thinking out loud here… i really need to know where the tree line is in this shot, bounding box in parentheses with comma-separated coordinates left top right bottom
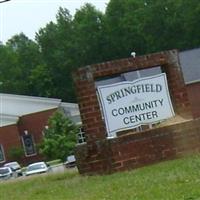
(0, 0, 200, 102)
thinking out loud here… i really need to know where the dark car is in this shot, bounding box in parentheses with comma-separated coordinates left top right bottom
(0, 167, 13, 180)
(64, 155, 76, 168)
(4, 162, 23, 177)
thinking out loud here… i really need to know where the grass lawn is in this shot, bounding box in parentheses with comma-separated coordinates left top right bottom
(1, 155, 200, 200)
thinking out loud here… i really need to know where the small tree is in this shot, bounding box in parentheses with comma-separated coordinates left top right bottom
(40, 111, 79, 161)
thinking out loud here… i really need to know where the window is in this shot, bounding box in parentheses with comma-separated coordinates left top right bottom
(0, 144, 5, 162)
(77, 127, 86, 144)
(21, 134, 36, 156)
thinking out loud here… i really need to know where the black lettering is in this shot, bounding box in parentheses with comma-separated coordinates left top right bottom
(159, 99, 164, 106)
(124, 106, 133, 114)
(130, 85, 136, 94)
(129, 116, 136, 123)
(124, 87, 131, 96)
(106, 96, 112, 104)
(112, 109, 118, 117)
(156, 84, 162, 92)
(115, 91, 121, 100)
(145, 84, 151, 92)
(136, 85, 142, 93)
(132, 104, 140, 112)
(146, 112, 152, 120)
(135, 114, 142, 122)
(118, 108, 124, 115)
(144, 102, 152, 109)
(110, 94, 116, 103)
(152, 111, 158, 118)
(123, 117, 129, 125)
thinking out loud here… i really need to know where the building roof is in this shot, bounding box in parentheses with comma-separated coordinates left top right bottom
(179, 48, 200, 84)
(60, 102, 81, 125)
(0, 93, 61, 127)
(96, 49, 200, 86)
(0, 114, 19, 127)
(0, 93, 82, 127)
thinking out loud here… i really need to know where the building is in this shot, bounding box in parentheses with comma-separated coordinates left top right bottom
(0, 93, 81, 165)
(60, 102, 82, 125)
(179, 48, 200, 118)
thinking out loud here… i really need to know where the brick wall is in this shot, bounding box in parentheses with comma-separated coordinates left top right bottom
(74, 49, 195, 175)
(18, 108, 57, 164)
(0, 124, 21, 164)
(18, 108, 57, 142)
(0, 108, 57, 166)
(76, 118, 200, 175)
(186, 82, 200, 118)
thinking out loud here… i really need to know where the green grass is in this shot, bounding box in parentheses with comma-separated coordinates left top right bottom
(1, 155, 200, 200)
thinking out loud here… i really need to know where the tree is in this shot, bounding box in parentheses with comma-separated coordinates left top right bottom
(36, 5, 107, 102)
(1, 33, 42, 95)
(104, 0, 148, 58)
(72, 3, 107, 66)
(40, 111, 79, 161)
(105, 0, 200, 56)
(1, 1, 200, 101)
(28, 64, 54, 97)
(0, 44, 19, 93)
(36, 8, 77, 102)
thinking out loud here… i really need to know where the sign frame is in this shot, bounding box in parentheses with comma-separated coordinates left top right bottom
(97, 73, 175, 137)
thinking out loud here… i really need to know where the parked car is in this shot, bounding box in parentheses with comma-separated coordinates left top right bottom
(64, 155, 76, 168)
(25, 162, 50, 176)
(4, 161, 23, 177)
(0, 167, 13, 180)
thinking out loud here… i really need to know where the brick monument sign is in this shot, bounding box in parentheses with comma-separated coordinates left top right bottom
(73, 50, 200, 175)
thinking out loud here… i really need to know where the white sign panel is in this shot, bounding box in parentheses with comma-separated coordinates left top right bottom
(97, 73, 175, 137)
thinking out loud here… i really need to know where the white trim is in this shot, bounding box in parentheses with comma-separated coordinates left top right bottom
(185, 79, 200, 85)
(61, 102, 79, 108)
(0, 144, 5, 163)
(0, 93, 61, 118)
(61, 102, 80, 117)
(0, 93, 61, 105)
(77, 128, 86, 144)
(0, 114, 19, 127)
(21, 134, 37, 157)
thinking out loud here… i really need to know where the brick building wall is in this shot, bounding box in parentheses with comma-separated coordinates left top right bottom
(17, 108, 57, 165)
(74, 49, 195, 175)
(0, 125, 21, 164)
(0, 108, 57, 166)
(18, 108, 57, 143)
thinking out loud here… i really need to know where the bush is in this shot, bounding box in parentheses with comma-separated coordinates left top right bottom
(40, 111, 79, 161)
(8, 147, 24, 160)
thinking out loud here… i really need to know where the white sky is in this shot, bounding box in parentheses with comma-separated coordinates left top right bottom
(0, 0, 109, 43)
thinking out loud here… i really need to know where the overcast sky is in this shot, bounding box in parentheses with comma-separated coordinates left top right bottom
(0, 0, 109, 43)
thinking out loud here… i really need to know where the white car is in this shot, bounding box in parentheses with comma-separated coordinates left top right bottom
(0, 167, 13, 180)
(4, 161, 22, 177)
(25, 162, 50, 176)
